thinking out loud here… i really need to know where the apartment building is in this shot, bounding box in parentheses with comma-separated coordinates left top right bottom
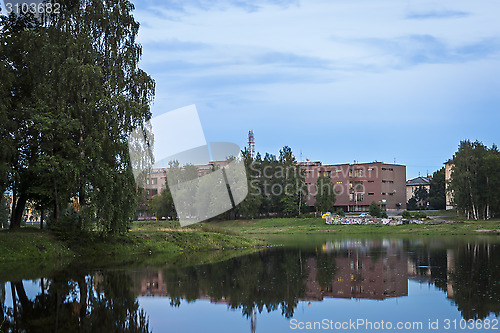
(301, 161, 406, 212)
(406, 176, 431, 204)
(143, 160, 230, 199)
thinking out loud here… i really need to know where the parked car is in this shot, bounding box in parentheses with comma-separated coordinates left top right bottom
(359, 213, 370, 217)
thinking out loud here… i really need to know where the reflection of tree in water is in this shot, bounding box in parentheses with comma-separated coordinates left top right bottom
(161, 249, 337, 319)
(1, 270, 150, 333)
(407, 240, 500, 321)
(451, 243, 500, 320)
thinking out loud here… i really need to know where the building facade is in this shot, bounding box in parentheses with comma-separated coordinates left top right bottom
(444, 161, 454, 210)
(301, 162, 406, 212)
(144, 160, 230, 199)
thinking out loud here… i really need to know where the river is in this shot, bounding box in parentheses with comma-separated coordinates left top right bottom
(1, 236, 499, 332)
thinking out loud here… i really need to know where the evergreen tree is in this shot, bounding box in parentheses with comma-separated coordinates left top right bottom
(429, 167, 446, 210)
(369, 201, 382, 217)
(278, 146, 307, 217)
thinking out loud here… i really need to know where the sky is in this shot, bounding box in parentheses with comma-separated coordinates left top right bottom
(131, 0, 500, 179)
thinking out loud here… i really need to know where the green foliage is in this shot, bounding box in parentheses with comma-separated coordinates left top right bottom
(429, 167, 446, 210)
(234, 146, 307, 219)
(413, 211, 427, 219)
(407, 197, 418, 210)
(0, 1, 155, 234)
(314, 173, 336, 213)
(336, 208, 345, 217)
(148, 185, 177, 220)
(381, 210, 388, 218)
(235, 149, 263, 219)
(278, 146, 307, 217)
(449, 141, 500, 220)
(401, 210, 412, 219)
(369, 201, 382, 217)
(413, 186, 429, 207)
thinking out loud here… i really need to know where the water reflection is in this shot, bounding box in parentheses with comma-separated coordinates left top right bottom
(1, 238, 500, 332)
(0, 271, 149, 333)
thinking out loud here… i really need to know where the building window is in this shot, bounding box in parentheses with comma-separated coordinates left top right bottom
(382, 192, 386, 195)
(389, 193, 394, 196)
(368, 192, 374, 195)
(354, 169, 364, 177)
(349, 169, 353, 177)
(349, 193, 354, 201)
(356, 193, 364, 201)
(368, 180, 374, 183)
(336, 181, 343, 184)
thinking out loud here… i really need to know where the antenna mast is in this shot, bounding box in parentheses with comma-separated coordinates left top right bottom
(248, 130, 255, 159)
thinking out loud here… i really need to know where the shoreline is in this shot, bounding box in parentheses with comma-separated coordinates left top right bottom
(0, 223, 267, 265)
(2, 217, 499, 267)
(209, 217, 500, 236)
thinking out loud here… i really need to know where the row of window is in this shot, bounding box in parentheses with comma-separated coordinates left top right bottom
(350, 192, 394, 201)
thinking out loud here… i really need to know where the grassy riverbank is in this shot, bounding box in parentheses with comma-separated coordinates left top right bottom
(2, 215, 499, 266)
(207, 217, 500, 236)
(0, 221, 266, 264)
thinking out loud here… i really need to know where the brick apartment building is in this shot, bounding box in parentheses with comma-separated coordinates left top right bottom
(143, 160, 230, 199)
(144, 160, 406, 212)
(300, 161, 406, 212)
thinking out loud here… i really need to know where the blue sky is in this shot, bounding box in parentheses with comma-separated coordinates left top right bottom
(131, 0, 500, 179)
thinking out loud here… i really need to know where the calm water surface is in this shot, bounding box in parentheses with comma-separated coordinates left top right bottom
(1, 236, 500, 332)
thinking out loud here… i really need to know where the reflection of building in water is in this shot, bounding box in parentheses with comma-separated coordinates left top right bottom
(305, 243, 408, 301)
(134, 241, 408, 303)
(140, 271, 167, 296)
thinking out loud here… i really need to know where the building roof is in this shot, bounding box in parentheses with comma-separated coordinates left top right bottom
(406, 176, 431, 186)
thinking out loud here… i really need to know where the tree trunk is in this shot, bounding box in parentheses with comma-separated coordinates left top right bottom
(10, 192, 27, 229)
(40, 208, 44, 230)
(53, 177, 60, 222)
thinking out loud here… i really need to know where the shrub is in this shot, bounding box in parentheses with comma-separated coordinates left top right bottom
(401, 210, 412, 219)
(414, 211, 427, 219)
(369, 201, 382, 218)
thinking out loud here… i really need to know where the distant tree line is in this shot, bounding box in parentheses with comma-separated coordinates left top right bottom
(449, 140, 500, 220)
(0, 1, 155, 235)
(148, 146, 340, 220)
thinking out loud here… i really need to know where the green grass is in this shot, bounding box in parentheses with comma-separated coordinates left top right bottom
(207, 217, 500, 236)
(0, 221, 267, 266)
(0, 227, 73, 261)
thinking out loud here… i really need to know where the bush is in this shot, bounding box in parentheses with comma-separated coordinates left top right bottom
(401, 210, 412, 219)
(381, 210, 388, 218)
(336, 208, 345, 217)
(369, 201, 382, 218)
(414, 211, 427, 219)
